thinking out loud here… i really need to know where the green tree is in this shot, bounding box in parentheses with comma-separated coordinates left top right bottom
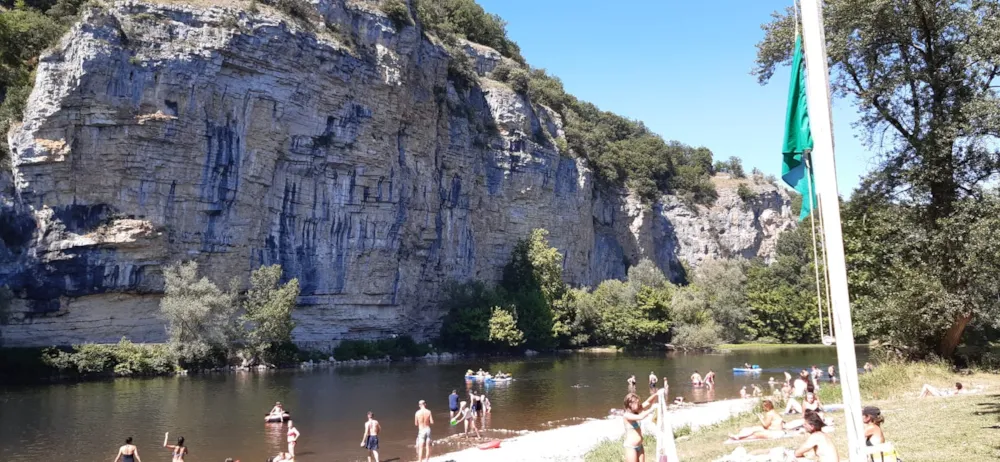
(240, 265, 300, 365)
(160, 262, 239, 366)
(693, 259, 749, 342)
(755, 0, 1000, 358)
(488, 306, 524, 348)
(501, 228, 564, 349)
(743, 226, 821, 344)
(669, 284, 721, 349)
(438, 281, 506, 351)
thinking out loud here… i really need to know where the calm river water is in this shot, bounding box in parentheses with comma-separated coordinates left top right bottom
(0, 347, 865, 462)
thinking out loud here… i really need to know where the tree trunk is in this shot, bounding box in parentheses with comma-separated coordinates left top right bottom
(937, 313, 972, 359)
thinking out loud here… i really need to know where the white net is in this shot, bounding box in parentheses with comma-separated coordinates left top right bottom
(654, 388, 680, 462)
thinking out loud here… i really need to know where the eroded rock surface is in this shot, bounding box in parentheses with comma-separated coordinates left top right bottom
(0, 0, 793, 347)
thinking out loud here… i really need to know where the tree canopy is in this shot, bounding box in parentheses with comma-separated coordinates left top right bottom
(755, 0, 1000, 358)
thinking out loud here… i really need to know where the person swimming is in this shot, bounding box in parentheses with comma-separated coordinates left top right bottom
(114, 437, 141, 462)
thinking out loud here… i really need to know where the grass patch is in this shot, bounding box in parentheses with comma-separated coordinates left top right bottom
(586, 362, 1000, 461)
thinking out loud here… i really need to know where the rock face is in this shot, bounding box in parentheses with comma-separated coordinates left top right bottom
(0, 0, 793, 348)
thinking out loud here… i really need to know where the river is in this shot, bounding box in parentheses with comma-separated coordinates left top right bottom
(0, 347, 865, 462)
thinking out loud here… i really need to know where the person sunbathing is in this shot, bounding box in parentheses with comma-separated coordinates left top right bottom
(919, 382, 971, 397)
(794, 411, 838, 462)
(728, 400, 785, 441)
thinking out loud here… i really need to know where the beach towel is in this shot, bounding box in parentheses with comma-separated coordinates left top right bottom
(723, 427, 836, 445)
(654, 388, 680, 461)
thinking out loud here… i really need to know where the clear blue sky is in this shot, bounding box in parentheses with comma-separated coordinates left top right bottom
(477, 0, 874, 194)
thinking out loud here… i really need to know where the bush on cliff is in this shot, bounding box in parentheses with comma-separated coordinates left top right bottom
(414, 0, 524, 64)
(379, 0, 413, 30)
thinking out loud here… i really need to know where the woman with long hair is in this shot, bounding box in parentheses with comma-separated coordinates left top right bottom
(163, 434, 187, 462)
(622, 392, 660, 462)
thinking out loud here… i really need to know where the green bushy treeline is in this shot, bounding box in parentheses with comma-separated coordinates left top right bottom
(0, 0, 85, 166)
(439, 225, 826, 352)
(332, 336, 431, 361)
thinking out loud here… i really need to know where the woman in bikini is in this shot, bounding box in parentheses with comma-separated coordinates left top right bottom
(286, 420, 301, 457)
(113, 437, 141, 462)
(622, 392, 660, 462)
(728, 400, 784, 441)
(163, 434, 187, 462)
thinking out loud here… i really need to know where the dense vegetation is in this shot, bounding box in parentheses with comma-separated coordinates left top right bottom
(0, 0, 80, 166)
(438, 225, 826, 352)
(757, 0, 1000, 360)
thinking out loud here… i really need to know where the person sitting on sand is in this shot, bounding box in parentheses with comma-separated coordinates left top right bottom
(728, 400, 784, 441)
(691, 370, 703, 386)
(622, 392, 660, 462)
(864, 362, 874, 373)
(863, 406, 885, 446)
(794, 411, 838, 462)
(919, 382, 969, 397)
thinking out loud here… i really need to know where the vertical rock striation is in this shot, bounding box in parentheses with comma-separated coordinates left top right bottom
(0, 0, 793, 348)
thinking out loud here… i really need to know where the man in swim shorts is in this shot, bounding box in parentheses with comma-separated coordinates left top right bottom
(448, 390, 459, 419)
(414, 400, 434, 462)
(360, 411, 380, 462)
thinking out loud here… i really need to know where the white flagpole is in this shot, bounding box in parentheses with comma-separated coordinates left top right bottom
(798, 1, 866, 461)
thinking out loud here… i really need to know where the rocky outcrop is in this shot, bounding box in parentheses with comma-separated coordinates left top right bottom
(0, 0, 793, 348)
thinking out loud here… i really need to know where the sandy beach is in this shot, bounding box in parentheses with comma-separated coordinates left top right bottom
(430, 398, 755, 462)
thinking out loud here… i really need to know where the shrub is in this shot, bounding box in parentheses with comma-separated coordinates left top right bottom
(414, 0, 524, 63)
(332, 336, 430, 361)
(488, 306, 524, 348)
(269, 0, 313, 23)
(380, 0, 413, 30)
(41, 338, 176, 377)
(446, 46, 478, 89)
(240, 265, 299, 366)
(737, 183, 755, 204)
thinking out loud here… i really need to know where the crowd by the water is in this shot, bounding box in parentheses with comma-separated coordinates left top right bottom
(103, 360, 986, 462)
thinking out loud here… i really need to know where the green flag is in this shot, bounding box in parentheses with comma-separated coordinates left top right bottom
(781, 35, 816, 221)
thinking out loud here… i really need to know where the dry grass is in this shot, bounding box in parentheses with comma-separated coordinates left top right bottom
(587, 362, 1000, 461)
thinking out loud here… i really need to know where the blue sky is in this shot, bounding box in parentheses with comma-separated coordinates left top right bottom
(477, 0, 876, 194)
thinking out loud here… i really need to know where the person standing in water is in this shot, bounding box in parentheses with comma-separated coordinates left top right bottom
(163, 434, 187, 462)
(704, 370, 716, 388)
(414, 400, 434, 462)
(360, 411, 380, 462)
(627, 375, 637, 393)
(648, 371, 658, 394)
(448, 390, 460, 420)
(114, 437, 141, 462)
(286, 420, 300, 458)
(690, 370, 703, 386)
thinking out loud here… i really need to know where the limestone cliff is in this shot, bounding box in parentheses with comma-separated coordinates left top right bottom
(0, 0, 794, 348)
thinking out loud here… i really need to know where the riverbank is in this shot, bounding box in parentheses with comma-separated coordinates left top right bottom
(587, 361, 1000, 461)
(429, 398, 756, 462)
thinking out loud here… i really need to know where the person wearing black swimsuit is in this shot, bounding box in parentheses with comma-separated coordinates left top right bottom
(114, 437, 141, 462)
